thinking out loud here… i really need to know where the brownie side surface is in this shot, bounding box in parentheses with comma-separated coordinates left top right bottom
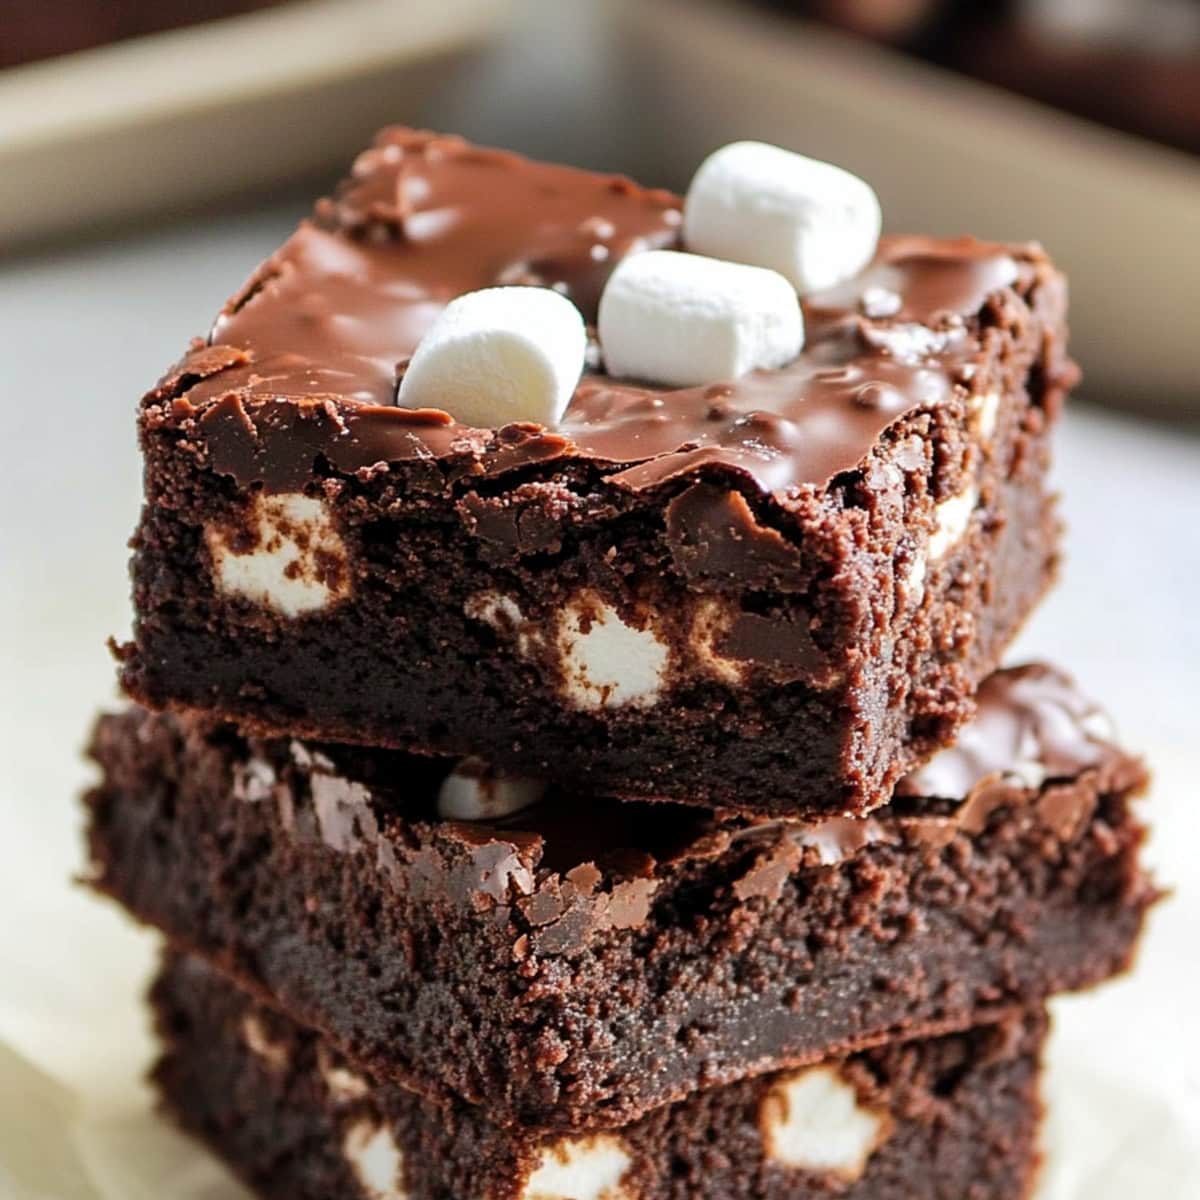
(118, 128, 1073, 819)
(152, 951, 1046, 1200)
(86, 666, 1155, 1132)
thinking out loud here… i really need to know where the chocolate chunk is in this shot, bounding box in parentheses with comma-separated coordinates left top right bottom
(898, 663, 1122, 802)
(665, 484, 805, 590)
(715, 611, 830, 684)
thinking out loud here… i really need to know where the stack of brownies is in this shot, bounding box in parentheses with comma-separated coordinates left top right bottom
(84, 129, 1156, 1199)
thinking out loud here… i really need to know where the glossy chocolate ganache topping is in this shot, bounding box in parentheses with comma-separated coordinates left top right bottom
(168, 128, 1064, 497)
(898, 662, 1119, 800)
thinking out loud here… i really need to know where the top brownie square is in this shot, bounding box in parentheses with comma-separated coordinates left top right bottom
(118, 128, 1073, 818)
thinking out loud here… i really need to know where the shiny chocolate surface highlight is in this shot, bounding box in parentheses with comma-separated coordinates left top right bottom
(160, 129, 1054, 499)
(898, 663, 1120, 801)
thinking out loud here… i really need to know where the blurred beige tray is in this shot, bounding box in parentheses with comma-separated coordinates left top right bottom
(616, 0, 1200, 408)
(0, 0, 511, 248)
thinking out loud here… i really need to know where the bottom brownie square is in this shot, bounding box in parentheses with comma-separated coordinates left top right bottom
(151, 951, 1045, 1200)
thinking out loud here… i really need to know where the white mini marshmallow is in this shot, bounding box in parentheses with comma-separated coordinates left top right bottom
(928, 483, 978, 560)
(396, 286, 586, 428)
(343, 1120, 406, 1200)
(971, 391, 1001, 440)
(464, 590, 525, 630)
(437, 760, 547, 822)
(903, 553, 927, 599)
(689, 597, 748, 686)
(522, 1135, 632, 1200)
(318, 1044, 371, 1103)
(598, 250, 803, 387)
(207, 493, 350, 618)
(240, 1014, 288, 1072)
(463, 591, 540, 657)
(760, 1065, 890, 1180)
(684, 141, 881, 294)
(556, 592, 670, 710)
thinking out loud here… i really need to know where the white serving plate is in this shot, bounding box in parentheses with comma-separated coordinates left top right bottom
(0, 0, 512, 248)
(614, 0, 1200, 408)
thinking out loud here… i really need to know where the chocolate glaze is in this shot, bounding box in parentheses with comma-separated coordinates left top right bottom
(157, 128, 1062, 500)
(898, 663, 1120, 800)
(890, 663, 1145, 850)
(245, 664, 1135, 926)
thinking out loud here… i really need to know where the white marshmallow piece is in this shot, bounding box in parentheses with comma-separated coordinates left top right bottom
(207, 493, 350, 618)
(598, 250, 803, 387)
(342, 1120, 407, 1200)
(522, 1135, 633, 1200)
(556, 592, 670, 710)
(684, 141, 882, 294)
(396, 286, 585, 428)
(437, 761, 547, 822)
(928, 483, 978, 561)
(240, 1014, 289, 1072)
(760, 1065, 891, 1180)
(318, 1044, 371, 1103)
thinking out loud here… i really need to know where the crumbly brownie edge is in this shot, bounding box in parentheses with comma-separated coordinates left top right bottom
(151, 951, 1046, 1200)
(119, 371, 1060, 820)
(84, 699, 1153, 1132)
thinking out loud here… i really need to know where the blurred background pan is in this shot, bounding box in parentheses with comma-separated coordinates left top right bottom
(0, 0, 513, 249)
(615, 0, 1200, 414)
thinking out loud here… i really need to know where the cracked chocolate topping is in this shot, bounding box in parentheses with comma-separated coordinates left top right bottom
(891, 663, 1139, 847)
(237, 664, 1134, 935)
(897, 663, 1120, 800)
(159, 128, 1065, 499)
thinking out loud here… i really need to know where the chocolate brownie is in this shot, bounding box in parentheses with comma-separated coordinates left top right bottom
(152, 951, 1047, 1200)
(86, 664, 1154, 1131)
(115, 127, 1072, 818)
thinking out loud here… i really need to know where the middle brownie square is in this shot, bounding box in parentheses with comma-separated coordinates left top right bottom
(85, 665, 1153, 1133)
